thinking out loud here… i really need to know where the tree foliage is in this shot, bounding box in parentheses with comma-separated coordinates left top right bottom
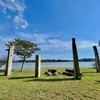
(5, 38, 41, 71)
(0, 55, 7, 68)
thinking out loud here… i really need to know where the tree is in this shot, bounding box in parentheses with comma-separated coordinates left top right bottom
(0, 55, 7, 68)
(5, 38, 41, 71)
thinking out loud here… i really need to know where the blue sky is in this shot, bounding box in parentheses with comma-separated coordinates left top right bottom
(0, 0, 100, 60)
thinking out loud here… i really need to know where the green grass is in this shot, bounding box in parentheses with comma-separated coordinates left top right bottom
(0, 67, 100, 100)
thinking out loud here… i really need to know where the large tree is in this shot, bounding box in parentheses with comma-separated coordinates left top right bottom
(5, 38, 41, 71)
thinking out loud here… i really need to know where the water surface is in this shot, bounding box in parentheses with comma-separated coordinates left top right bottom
(1, 61, 94, 69)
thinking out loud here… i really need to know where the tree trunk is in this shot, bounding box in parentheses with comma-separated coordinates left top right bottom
(20, 58, 25, 72)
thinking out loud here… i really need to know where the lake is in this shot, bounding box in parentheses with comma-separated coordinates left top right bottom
(1, 61, 95, 69)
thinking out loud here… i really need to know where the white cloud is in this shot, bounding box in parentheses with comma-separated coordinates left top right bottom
(0, 35, 13, 54)
(40, 39, 98, 51)
(32, 33, 50, 43)
(16, 32, 53, 43)
(76, 40, 97, 49)
(9, 0, 15, 2)
(48, 39, 71, 48)
(16, 32, 98, 51)
(0, 0, 28, 29)
(14, 15, 28, 29)
(0, 35, 11, 42)
(40, 54, 71, 59)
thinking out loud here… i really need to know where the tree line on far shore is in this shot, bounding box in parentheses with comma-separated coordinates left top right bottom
(13, 58, 95, 63)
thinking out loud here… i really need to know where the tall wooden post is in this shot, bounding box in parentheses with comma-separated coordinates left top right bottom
(35, 55, 41, 77)
(5, 46, 14, 76)
(72, 38, 81, 80)
(93, 46, 100, 72)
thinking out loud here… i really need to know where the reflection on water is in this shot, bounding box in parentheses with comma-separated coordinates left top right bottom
(1, 61, 94, 69)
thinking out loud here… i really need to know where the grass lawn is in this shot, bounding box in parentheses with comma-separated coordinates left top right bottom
(0, 67, 100, 100)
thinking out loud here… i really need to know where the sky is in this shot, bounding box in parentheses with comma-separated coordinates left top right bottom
(0, 0, 100, 60)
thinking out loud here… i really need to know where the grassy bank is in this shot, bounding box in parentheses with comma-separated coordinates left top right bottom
(0, 68, 100, 100)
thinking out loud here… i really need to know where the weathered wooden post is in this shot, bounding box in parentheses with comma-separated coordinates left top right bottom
(35, 55, 41, 77)
(5, 46, 14, 76)
(72, 38, 81, 80)
(93, 46, 100, 72)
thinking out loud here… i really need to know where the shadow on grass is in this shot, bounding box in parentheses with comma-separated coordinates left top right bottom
(0, 69, 5, 72)
(25, 77, 79, 82)
(9, 76, 34, 80)
(0, 74, 5, 76)
(95, 80, 100, 83)
(0, 69, 5, 76)
(8, 76, 78, 82)
(82, 72, 96, 73)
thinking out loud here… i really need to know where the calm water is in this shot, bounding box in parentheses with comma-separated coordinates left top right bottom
(1, 61, 94, 69)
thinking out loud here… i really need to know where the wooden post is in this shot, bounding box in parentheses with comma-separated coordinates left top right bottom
(72, 38, 81, 80)
(5, 46, 14, 76)
(35, 55, 41, 77)
(93, 46, 100, 72)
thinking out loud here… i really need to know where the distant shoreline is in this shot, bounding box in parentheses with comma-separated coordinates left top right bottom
(13, 58, 95, 63)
